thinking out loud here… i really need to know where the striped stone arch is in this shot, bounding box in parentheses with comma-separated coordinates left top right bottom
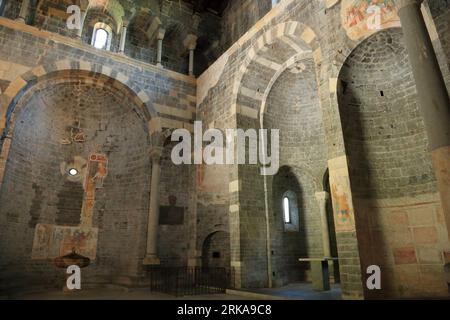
(0, 59, 160, 188)
(232, 21, 322, 121)
(0, 59, 159, 135)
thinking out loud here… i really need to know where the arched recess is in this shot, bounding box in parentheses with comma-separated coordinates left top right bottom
(202, 231, 231, 271)
(269, 166, 308, 287)
(0, 66, 155, 291)
(262, 56, 332, 287)
(0, 60, 159, 189)
(82, 0, 124, 50)
(337, 28, 448, 298)
(229, 21, 324, 289)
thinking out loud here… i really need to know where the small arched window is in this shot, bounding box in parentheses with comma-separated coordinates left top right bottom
(91, 22, 112, 50)
(283, 196, 291, 224)
(93, 28, 108, 49)
(282, 191, 299, 232)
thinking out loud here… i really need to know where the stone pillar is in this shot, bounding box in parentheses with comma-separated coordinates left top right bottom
(119, 21, 129, 54)
(143, 147, 163, 265)
(315, 191, 331, 258)
(156, 28, 166, 67)
(189, 48, 195, 77)
(184, 34, 197, 77)
(397, 0, 450, 240)
(17, 0, 30, 23)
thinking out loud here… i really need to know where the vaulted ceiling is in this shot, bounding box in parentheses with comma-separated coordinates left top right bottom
(177, 0, 230, 16)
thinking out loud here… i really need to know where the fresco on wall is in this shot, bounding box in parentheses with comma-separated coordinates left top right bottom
(341, 0, 400, 41)
(81, 153, 108, 227)
(32, 224, 99, 260)
(31, 153, 108, 260)
(328, 156, 356, 232)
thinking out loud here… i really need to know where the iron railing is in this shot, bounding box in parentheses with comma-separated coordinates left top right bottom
(148, 267, 229, 297)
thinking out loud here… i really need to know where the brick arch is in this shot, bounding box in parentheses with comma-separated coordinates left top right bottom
(332, 26, 403, 80)
(286, 164, 322, 193)
(0, 60, 159, 134)
(0, 60, 160, 189)
(87, 0, 125, 32)
(232, 21, 322, 121)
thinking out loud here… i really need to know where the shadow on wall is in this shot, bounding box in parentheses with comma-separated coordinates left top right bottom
(337, 28, 447, 298)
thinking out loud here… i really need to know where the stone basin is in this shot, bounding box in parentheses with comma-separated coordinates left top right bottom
(54, 249, 90, 269)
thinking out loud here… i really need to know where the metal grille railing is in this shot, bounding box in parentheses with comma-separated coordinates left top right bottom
(148, 267, 229, 297)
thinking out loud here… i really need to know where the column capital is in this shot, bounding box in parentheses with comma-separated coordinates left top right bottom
(157, 28, 166, 41)
(184, 34, 198, 51)
(149, 146, 163, 161)
(396, 0, 423, 10)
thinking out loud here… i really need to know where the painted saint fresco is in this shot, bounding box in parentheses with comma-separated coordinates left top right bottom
(31, 153, 108, 260)
(342, 0, 400, 41)
(328, 156, 356, 232)
(81, 153, 108, 227)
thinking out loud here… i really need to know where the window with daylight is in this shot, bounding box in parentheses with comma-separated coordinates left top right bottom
(91, 23, 112, 50)
(93, 28, 108, 49)
(283, 196, 291, 224)
(282, 191, 299, 232)
(272, 0, 280, 8)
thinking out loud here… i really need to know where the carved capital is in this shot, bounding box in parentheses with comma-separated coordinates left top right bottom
(184, 34, 198, 51)
(157, 28, 166, 41)
(149, 146, 163, 162)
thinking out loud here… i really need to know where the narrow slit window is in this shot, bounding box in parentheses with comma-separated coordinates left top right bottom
(283, 197, 290, 224)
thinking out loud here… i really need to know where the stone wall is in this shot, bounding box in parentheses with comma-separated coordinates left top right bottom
(220, 0, 272, 51)
(264, 65, 329, 286)
(0, 77, 150, 291)
(195, 0, 450, 298)
(0, 17, 196, 293)
(338, 28, 448, 298)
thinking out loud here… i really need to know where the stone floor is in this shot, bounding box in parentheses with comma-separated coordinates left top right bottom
(245, 283, 342, 300)
(6, 282, 342, 300)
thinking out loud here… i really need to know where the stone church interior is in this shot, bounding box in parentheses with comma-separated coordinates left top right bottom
(0, 0, 449, 301)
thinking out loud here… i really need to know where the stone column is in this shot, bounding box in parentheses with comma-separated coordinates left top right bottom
(184, 34, 197, 77)
(315, 192, 331, 258)
(188, 47, 195, 77)
(143, 147, 163, 265)
(397, 0, 450, 240)
(156, 28, 166, 67)
(119, 21, 129, 54)
(17, 0, 30, 23)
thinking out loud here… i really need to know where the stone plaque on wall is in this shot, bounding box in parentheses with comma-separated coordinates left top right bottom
(159, 206, 185, 225)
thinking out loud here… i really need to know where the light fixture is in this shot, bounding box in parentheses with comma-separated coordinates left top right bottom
(69, 168, 79, 176)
